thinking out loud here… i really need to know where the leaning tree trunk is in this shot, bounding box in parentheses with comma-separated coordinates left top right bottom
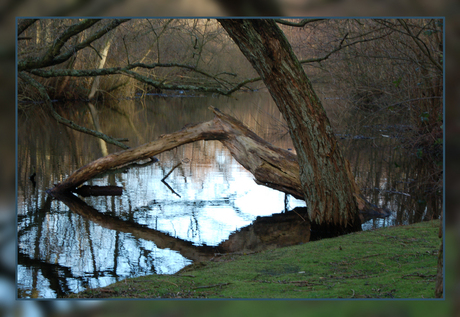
(219, 19, 361, 231)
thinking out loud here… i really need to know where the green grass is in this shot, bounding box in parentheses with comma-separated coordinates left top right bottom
(67, 219, 441, 299)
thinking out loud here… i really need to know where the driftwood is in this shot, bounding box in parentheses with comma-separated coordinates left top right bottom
(48, 107, 389, 221)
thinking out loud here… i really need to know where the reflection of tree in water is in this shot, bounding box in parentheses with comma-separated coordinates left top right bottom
(18, 190, 313, 298)
(338, 109, 442, 228)
(18, 197, 88, 298)
(18, 194, 192, 298)
(18, 252, 78, 298)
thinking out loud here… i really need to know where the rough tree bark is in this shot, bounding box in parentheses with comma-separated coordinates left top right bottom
(218, 19, 361, 231)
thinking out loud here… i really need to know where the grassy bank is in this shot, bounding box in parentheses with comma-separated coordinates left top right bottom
(67, 220, 441, 299)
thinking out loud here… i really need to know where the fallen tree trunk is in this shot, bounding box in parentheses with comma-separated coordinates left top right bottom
(47, 110, 226, 194)
(48, 107, 388, 220)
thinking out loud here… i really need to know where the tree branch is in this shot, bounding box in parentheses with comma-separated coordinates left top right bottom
(397, 19, 443, 72)
(374, 19, 442, 72)
(27, 63, 259, 96)
(275, 18, 324, 27)
(120, 69, 230, 94)
(299, 30, 394, 65)
(17, 19, 38, 36)
(44, 19, 101, 65)
(20, 19, 397, 100)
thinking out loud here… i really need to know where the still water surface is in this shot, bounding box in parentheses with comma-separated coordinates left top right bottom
(17, 90, 441, 298)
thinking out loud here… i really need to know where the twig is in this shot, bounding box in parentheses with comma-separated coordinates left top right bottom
(161, 280, 179, 287)
(160, 161, 183, 197)
(350, 289, 355, 298)
(161, 180, 181, 198)
(402, 272, 436, 279)
(275, 19, 324, 27)
(177, 274, 196, 278)
(161, 161, 182, 181)
(293, 209, 307, 222)
(288, 281, 323, 286)
(192, 283, 231, 290)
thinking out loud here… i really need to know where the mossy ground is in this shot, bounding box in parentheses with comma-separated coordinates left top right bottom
(67, 219, 441, 299)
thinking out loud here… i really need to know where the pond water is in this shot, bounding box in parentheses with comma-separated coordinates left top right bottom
(17, 89, 442, 298)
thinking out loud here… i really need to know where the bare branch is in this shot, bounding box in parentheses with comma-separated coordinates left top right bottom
(397, 19, 443, 72)
(120, 69, 229, 94)
(215, 71, 237, 77)
(87, 44, 104, 60)
(339, 32, 349, 46)
(122, 36, 130, 64)
(17, 19, 38, 36)
(275, 19, 324, 27)
(145, 19, 173, 64)
(224, 76, 262, 94)
(387, 96, 443, 108)
(299, 30, 394, 65)
(374, 19, 442, 72)
(27, 62, 255, 96)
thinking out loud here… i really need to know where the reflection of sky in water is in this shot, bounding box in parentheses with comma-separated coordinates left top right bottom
(109, 145, 306, 248)
(17, 267, 54, 299)
(17, 143, 305, 298)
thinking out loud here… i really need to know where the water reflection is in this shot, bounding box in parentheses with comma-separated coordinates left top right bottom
(17, 90, 441, 298)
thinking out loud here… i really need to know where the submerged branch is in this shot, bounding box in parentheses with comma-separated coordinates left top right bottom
(162, 161, 182, 181)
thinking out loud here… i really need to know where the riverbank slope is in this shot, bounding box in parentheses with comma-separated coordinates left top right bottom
(67, 219, 441, 299)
